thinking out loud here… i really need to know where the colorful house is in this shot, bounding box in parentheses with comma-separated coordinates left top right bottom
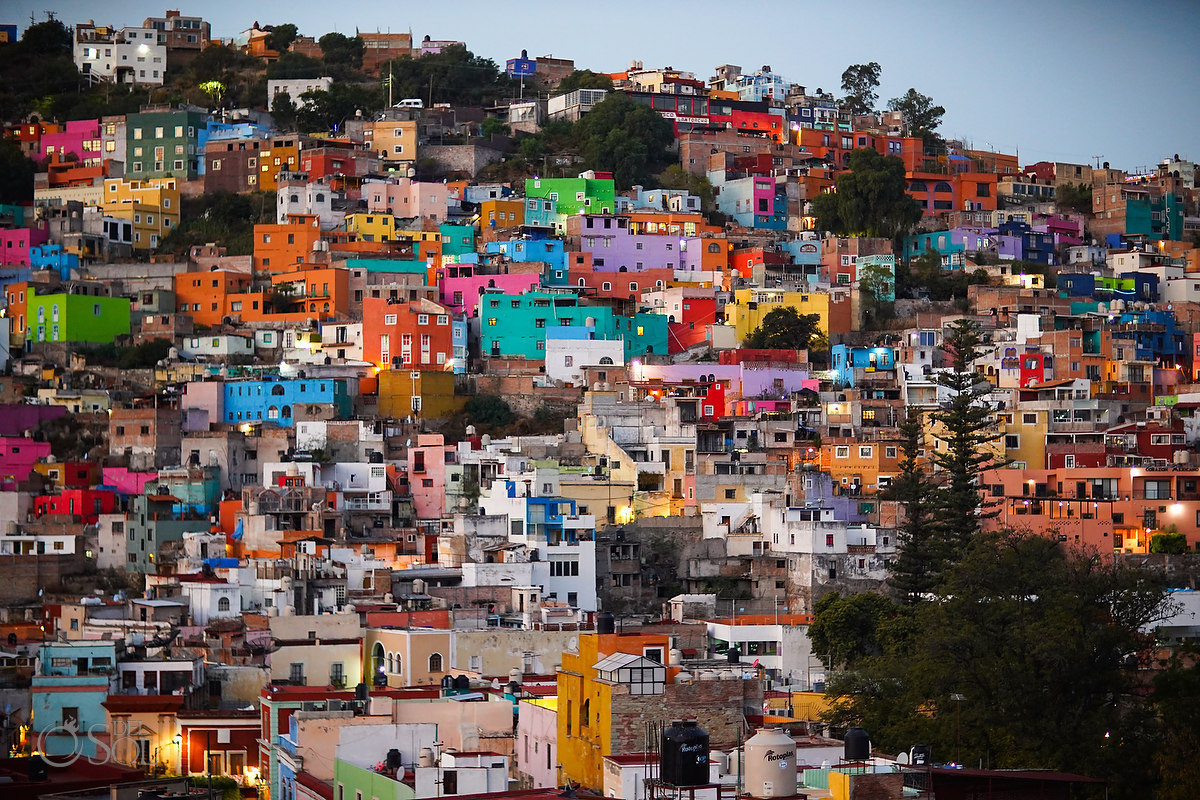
(730, 286, 853, 340)
(222, 378, 351, 427)
(101, 177, 181, 250)
(525, 174, 616, 216)
(124, 108, 210, 180)
(361, 297, 456, 370)
(26, 287, 131, 344)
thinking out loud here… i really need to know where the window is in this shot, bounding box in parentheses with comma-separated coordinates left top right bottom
(859, 446, 873, 458)
(835, 446, 850, 459)
(428, 653, 443, 673)
(289, 663, 305, 683)
(1023, 413, 1038, 425)
(217, 597, 231, 612)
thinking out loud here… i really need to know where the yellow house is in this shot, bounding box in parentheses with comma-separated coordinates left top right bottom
(998, 407, 1047, 469)
(258, 137, 303, 191)
(102, 177, 180, 250)
(367, 119, 418, 165)
(346, 212, 398, 242)
(730, 287, 852, 341)
(365, 627, 453, 688)
(377, 369, 465, 419)
(479, 198, 525, 230)
(102, 695, 183, 774)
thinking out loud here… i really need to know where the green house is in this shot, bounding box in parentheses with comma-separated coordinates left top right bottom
(125, 108, 210, 180)
(524, 175, 616, 216)
(27, 289, 131, 344)
(439, 223, 476, 259)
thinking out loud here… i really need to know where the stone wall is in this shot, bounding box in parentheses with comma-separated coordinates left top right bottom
(609, 676, 762, 751)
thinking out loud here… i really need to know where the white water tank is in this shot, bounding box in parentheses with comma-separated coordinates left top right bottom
(419, 747, 435, 767)
(668, 648, 682, 666)
(412, 578, 427, 594)
(743, 728, 797, 799)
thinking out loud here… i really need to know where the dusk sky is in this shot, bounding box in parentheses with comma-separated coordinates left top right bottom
(24, 0, 1200, 171)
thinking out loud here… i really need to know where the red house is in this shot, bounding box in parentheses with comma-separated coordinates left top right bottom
(33, 488, 118, 523)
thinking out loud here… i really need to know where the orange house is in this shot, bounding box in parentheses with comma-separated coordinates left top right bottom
(254, 215, 321, 272)
(906, 170, 998, 217)
(5, 281, 30, 345)
(361, 296, 455, 369)
(174, 270, 254, 326)
(257, 136, 304, 191)
(252, 267, 351, 321)
(626, 211, 720, 238)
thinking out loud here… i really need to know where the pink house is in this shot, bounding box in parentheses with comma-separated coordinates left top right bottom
(364, 178, 449, 222)
(101, 467, 159, 496)
(437, 270, 539, 316)
(409, 433, 449, 520)
(0, 437, 52, 482)
(0, 228, 49, 266)
(38, 119, 102, 164)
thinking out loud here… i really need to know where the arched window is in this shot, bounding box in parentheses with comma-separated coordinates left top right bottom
(372, 642, 385, 675)
(393, 653, 402, 674)
(289, 195, 299, 203)
(267, 406, 279, 419)
(934, 181, 953, 193)
(387, 653, 394, 673)
(428, 653, 443, 673)
(271, 384, 286, 396)
(281, 405, 291, 418)
(599, 357, 614, 365)
(218, 597, 230, 611)
(908, 181, 928, 192)
(315, 193, 325, 203)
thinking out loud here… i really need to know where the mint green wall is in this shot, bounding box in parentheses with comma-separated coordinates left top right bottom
(334, 759, 414, 800)
(524, 177, 616, 215)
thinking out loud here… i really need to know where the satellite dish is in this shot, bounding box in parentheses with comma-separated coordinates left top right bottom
(896, 752, 910, 765)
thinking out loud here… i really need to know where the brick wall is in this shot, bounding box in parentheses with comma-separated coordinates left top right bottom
(0, 554, 89, 604)
(609, 677, 763, 752)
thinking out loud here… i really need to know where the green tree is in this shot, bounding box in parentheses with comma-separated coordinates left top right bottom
(885, 408, 941, 603)
(266, 23, 299, 53)
(809, 591, 910, 671)
(21, 18, 73, 53)
(857, 259, 895, 325)
(554, 69, 614, 95)
(319, 32, 364, 69)
(464, 394, 516, 428)
(0, 138, 36, 204)
(380, 45, 510, 108)
(811, 148, 923, 239)
(294, 82, 384, 134)
(839, 62, 881, 116)
(266, 51, 323, 80)
(822, 531, 1170, 791)
(930, 319, 1000, 556)
(271, 92, 297, 130)
(888, 88, 946, 146)
(1151, 649, 1200, 799)
(655, 164, 716, 213)
(480, 115, 510, 138)
(743, 307, 825, 351)
(1057, 182, 1093, 214)
(1150, 532, 1189, 554)
(574, 93, 675, 189)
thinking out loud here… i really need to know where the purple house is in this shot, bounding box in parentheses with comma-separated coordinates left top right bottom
(0, 404, 67, 436)
(952, 228, 1022, 260)
(0, 437, 51, 482)
(577, 215, 706, 272)
(37, 119, 101, 163)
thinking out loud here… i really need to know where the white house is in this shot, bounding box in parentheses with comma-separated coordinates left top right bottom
(74, 24, 167, 86)
(545, 337, 623, 387)
(178, 334, 255, 361)
(267, 77, 334, 107)
(178, 576, 240, 625)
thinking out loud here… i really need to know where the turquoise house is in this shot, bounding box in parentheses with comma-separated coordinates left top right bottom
(439, 223, 476, 259)
(479, 290, 668, 360)
(32, 641, 117, 759)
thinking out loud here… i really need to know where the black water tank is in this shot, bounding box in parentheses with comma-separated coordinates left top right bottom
(386, 748, 403, 770)
(597, 611, 615, 634)
(727, 645, 740, 664)
(661, 720, 710, 786)
(910, 744, 932, 766)
(453, 674, 470, 690)
(28, 754, 48, 781)
(844, 726, 871, 761)
(356, 682, 369, 703)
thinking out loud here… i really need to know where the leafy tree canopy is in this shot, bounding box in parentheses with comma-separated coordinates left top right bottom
(655, 165, 716, 213)
(380, 45, 510, 108)
(888, 88, 946, 145)
(266, 23, 299, 53)
(744, 306, 826, 351)
(266, 51, 324, 80)
(318, 33, 364, 69)
(464, 394, 516, 428)
(1057, 182, 1093, 214)
(575, 93, 675, 188)
(555, 69, 614, 95)
(840, 62, 881, 117)
(0, 138, 36, 204)
(812, 147, 923, 239)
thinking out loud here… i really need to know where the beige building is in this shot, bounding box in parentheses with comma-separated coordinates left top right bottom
(365, 628, 452, 688)
(271, 613, 363, 688)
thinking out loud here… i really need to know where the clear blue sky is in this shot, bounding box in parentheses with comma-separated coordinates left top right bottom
(23, 0, 1199, 170)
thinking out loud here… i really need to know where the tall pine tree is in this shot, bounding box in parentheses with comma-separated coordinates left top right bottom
(930, 319, 1001, 557)
(885, 407, 940, 602)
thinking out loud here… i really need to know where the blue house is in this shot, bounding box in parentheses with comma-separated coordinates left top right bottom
(32, 641, 117, 759)
(1113, 310, 1187, 365)
(485, 238, 567, 270)
(30, 245, 79, 280)
(831, 345, 896, 387)
(223, 378, 350, 427)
